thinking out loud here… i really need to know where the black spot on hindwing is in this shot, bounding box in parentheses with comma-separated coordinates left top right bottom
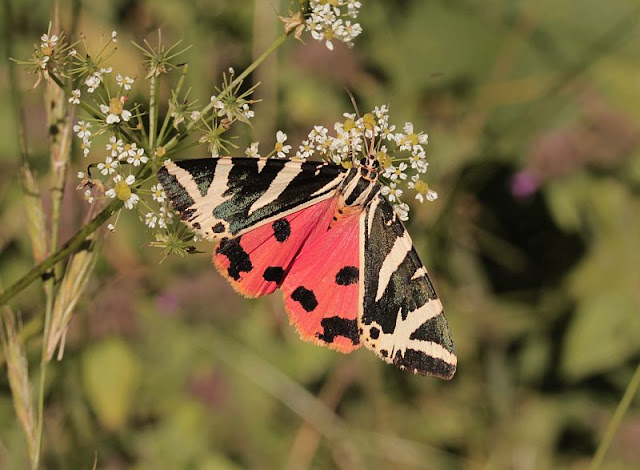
(335, 266, 359, 285)
(212, 222, 225, 233)
(216, 238, 252, 280)
(263, 266, 285, 284)
(317, 317, 359, 345)
(291, 286, 318, 312)
(272, 219, 291, 242)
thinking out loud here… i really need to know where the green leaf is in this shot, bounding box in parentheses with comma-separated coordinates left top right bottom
(562, 291, 640, 380)
(81, 338, 141, 431)
(544, 176, 587, 233)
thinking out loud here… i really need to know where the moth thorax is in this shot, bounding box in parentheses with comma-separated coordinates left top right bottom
(339, 167, 380, 210)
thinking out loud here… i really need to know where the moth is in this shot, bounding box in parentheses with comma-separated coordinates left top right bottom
(157, 155, 457, 379)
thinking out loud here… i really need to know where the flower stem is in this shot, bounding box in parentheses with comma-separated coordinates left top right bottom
(0, 200, 121, 307)
(589, 362, 640, 470)
(163, 33, 288, 152)
(149, 73, 158, 151)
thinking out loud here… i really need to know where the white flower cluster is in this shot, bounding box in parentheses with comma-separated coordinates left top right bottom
(246, 107, 437, 220)
(283, 105, 437, 220)
(74, 130, 172, 231)
(305, 0, 363, 50)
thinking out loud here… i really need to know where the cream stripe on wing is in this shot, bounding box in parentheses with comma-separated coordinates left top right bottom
(205, 159, 232, 202)
(411, 266, 428, 280)
(366, 195, 381, 236)
(375, 230, 413, 302)
(164, 161, 205, 203)
(310, 171, 346, 197)
(248, 161, 303, 215)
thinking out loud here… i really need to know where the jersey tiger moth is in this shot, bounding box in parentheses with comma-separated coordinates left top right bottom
(157, 155, 457, 379)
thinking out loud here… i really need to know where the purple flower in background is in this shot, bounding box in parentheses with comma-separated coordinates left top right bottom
(155, 292, 179, 315)
(510, 170, 540, 199)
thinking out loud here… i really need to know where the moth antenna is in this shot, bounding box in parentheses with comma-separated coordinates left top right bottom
(345, 88, 361, 120)
(344, 89, 362, 166)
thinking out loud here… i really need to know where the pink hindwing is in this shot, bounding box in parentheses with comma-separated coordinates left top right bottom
(213, 198, 336, 298)
(157, 157, 457, 378)
(281, 208, 361, 352)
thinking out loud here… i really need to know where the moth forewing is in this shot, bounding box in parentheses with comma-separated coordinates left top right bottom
(357, 193, 457, 379)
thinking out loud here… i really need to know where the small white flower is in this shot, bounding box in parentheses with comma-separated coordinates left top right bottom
(111, 30, 118, 42)
(158, 206, 173, 228)
(145, 212, 158, 229)
(274, 131, 291, 158)
(39, 56, 50, 69)
(118, 142, 139, 160)
(84, 75, 101, 93)
(228, 67, 235, 75)
(106, 136, 124, 157)
(151, 184, 166, 203)
(106, 174, 139, 209)
(296, 140, 315, 160)
(393, 203, 410, 221)
(40, 33, 59, 49)
(77, 171, 85, 179)
(380, 182, 402, 202)
(81, 139, 92, 157)
(83, 189, 94, 204)
(107, 223, 115, 232)
(97, 156, 118, 175)
(116, 74, 134, 90)
(245, 141, 260, 158)
(101, 96, 132, 124)
(68, 48, 77, 57)
(394, 162, 408, 180)
(190, 111, 202, 122)
(73, 120, 92, 139)
(241, 103, 254, 119)
(127, 147, 148, 166)
(68, 89, 81, 105)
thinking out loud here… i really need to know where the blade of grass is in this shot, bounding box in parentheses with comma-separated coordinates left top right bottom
(589, 363, 640, 470)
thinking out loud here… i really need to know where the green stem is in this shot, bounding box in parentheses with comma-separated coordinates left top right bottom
(149, 74, 158, 151)
(33, 283, 53, 470)
(589, 362, 640, 470)
(0, 200, 121, 307)
(157, 64, 189, 146)
(163, 33, 288, 152)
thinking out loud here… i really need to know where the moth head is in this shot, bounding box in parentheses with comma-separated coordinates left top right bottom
(358, 155, 379, 181)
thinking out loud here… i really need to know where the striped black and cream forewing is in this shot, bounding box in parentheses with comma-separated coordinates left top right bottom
(157, 157, 347, 239)
(358, 193, 457, 379)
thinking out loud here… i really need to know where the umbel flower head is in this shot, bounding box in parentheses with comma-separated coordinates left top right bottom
(281, 0, 363, 50)
(255, 105, 436, 221)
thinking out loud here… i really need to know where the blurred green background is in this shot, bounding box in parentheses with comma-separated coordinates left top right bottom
(1, 1, 640, 469)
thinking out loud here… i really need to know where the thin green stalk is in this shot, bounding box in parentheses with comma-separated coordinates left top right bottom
(163, 33, 288, 152)
(589, 363, 640, 470)
(0, 200, 121, 307)
(157, 64, 189, 146)
(33, 285, 53, 469)
(149, 74, 158, 150)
